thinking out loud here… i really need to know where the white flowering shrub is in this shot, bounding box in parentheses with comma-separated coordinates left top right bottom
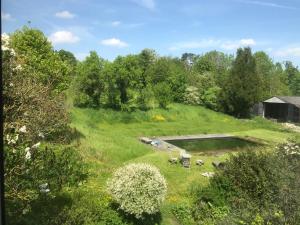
(107, 163, 167, 218)
(183, 86, 201, 105)
(279, 142, 300, 156)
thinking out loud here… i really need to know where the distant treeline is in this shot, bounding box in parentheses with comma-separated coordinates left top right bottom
(9, 26, 300, 118)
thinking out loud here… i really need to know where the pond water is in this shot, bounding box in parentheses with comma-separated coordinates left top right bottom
(166, 137, 260, 156)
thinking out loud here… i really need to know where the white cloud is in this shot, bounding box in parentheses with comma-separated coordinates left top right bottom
(55, 10, 75, 19)
(274, 47, 300, 57)
(221, 39, 256, 50)
(131, 0, 155, 10)
(111, 21, 121, 27)
(2, 12, 13, 21)
(49, 31, 80, 44)
(100, 38, 128, 47)
(169, 38, 256, 51)
(237, 0, 296, 10)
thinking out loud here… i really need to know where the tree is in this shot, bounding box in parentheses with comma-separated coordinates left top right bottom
(73, 51, 105, 107)
(2, 33, 86, 223)
(181, 53, 199, 69)
(221, 47, 262, 118)
(138, 49, 156, 89)
(147, 57, 187, 103)
(284, 61, 300, 95)
(113, 55, 142, 107)
(57, 49, 77, 69)
(10, 26, 72, 92)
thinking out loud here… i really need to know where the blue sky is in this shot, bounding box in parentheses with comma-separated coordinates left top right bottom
(2, 0, 300, 65)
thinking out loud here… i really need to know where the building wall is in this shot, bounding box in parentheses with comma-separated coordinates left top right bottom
(263, 102, 288, 121)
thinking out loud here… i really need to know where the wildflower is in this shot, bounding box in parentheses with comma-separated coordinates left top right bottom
(38, 132, 45, 139)
(25, 147, 30, 153)
(19, 125, 27, 133)
(25, 151, 31, 160)
(9, 82, 13, 87)
(15, 64, 22, 70)
(39, 183, 50, 193)
(32, 142, 41, 149)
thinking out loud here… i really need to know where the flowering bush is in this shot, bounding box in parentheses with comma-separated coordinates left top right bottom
(107, 163, 167, 218)
(183, 86, 201, 105)
(2, 32, 87, 223)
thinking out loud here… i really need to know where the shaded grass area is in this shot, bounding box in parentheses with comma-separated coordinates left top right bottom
(69, 103, 299, 224)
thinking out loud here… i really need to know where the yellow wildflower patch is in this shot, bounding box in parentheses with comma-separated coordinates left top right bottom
(152, 114, 166, 122)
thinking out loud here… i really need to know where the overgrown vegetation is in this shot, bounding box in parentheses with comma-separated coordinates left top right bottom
(3, 26, 300, 225)
(69, 32, 299, 117)
(3, 29, 87, 224)
(173, 142, 300, 225)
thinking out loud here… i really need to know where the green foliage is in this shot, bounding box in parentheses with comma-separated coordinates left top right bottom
(172, 203, 196, 225)
(136, 87, 154, 110)
(5, 140, 87, 222)
(201, 86, 221, 111)
(183, 86, 201, 105)
(221, 47, 262, 118)
(3, 31, 87, 224)
(107, 163, 167, 218)
(10, 26, 72, 92)
(254, 52, 290, 98)
(198, 142, 300, 225)
(73, 51, 105, 107)
(58, 189, 126, 225)
(3, 42, 70, 143)
(57, 49, 77, 68)
(153, 82, 173, 109)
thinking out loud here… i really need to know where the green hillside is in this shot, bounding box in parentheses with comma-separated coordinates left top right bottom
(70, 103, 299, 224)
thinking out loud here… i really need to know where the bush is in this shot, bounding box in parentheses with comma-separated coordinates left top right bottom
(107, 163, 167, 218)
(153, 82, 173, 109)
(172, 203, 196, 225)
(58, 189, 126, 225)
(201, 86, 221, 111)
(3, 31, 87, 224)
(197, 142, 300, 225)
(183, 86, 201, 105)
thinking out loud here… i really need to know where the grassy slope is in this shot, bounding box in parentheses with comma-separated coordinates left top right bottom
(69, 104, 298, 225)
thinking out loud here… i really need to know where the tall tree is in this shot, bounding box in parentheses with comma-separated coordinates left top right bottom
(10, 26, 71, 92)
(284, 61, 300, 95)
(57, 49, 77, 68)
(73, 51, 105, 107)
(113, 55, 142, 105)
(221, 47, 262, 118)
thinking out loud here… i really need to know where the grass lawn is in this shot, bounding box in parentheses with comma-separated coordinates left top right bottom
(69, 103, 299, 225)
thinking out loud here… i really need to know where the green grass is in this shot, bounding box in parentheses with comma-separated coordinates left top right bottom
(69, 103, 300, 224)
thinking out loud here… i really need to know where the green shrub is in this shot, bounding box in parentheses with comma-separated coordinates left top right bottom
(171, 203, 196, 225)
(183, 86, 201, 105)
(203, 142, 300, 225)
(107, 163, 167, 218)
(58, 189, 126, 225)
(153, 82, 173, 109)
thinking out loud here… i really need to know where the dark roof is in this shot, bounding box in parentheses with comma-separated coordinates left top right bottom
(276, 96, 300, 107)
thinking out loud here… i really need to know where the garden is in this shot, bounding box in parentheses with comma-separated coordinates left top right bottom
(3, 27, 300, 225)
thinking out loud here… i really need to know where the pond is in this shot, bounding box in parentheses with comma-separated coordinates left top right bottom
(165, 137, 260, 156)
